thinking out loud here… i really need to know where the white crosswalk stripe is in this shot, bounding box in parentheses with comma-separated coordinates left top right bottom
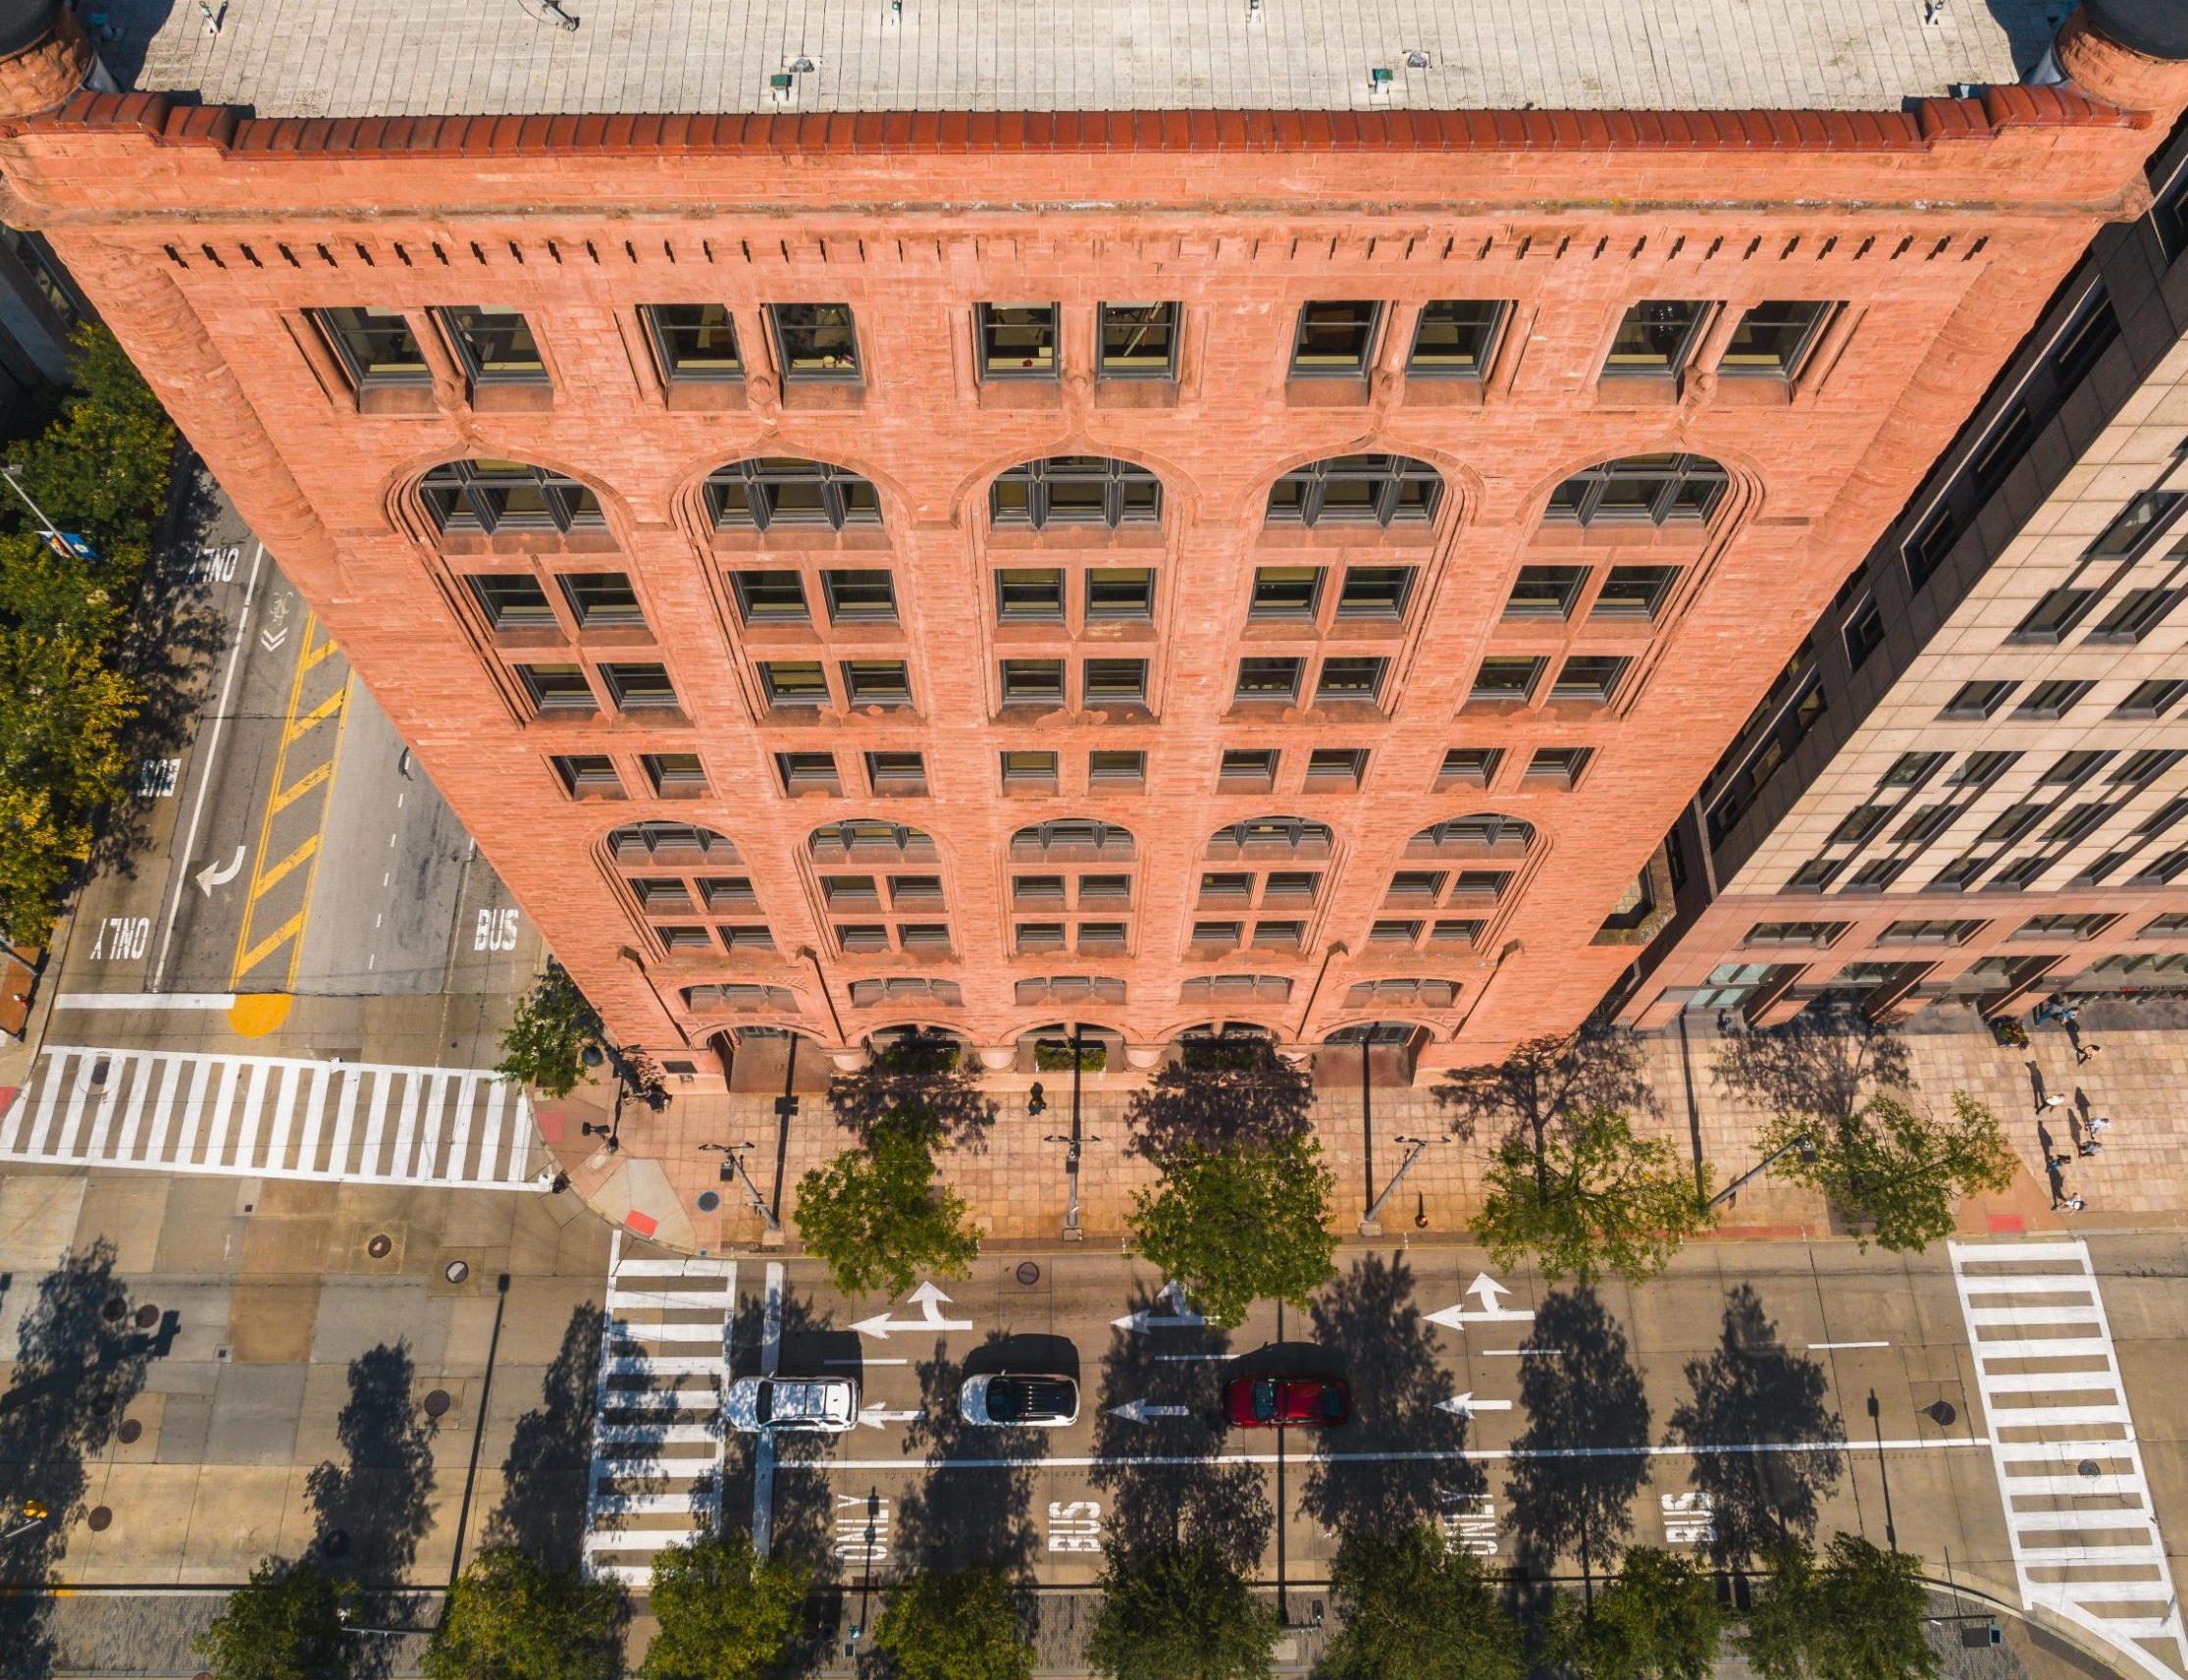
(0, 1046, 547, 1189)
(1952, 1238, 2187, 1680)
(582, 1233, 736, 1588)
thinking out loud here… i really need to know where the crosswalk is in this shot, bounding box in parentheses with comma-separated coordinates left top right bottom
(0, 1045, 546, 1189)
(1951, 1238, 2187, 1680)
(582, 1234, 737, 1587)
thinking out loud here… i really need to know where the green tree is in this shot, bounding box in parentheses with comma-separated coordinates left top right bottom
(1739, 1536, 1939, 1680)
(1759, 1091, 2018, 1253)
(192, 1557, 349, 1680)
(495, 961, 601, 1098)
(874, 1566, 1031, 1680)
(797, 1128, 980, 1297)
(424, 1546, 627, 1680)
(1087, 1544, 1277, 1680)
(826, 1025, 998, 1149)
(1550, 1547, 1724, 1680)
(7, 324, 178, 559)
(1477, 1106, 1712, 1286)
(642, 1529, 809, 1680)
(1128, 1131, 1335, 1331)
(1317, 1523, 1523, 1680)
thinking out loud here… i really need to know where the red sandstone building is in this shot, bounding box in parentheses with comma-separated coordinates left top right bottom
(3, 0, 2186, 1086)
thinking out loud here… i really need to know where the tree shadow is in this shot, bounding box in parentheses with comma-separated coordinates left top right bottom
(1506, 1287, 1649, 1590)
(718, 1286, 844, 1576)
(0, 1242, 166, 1680)
(1712, 1009, 1912, 1124)
(484, 1305, 600, 1575)
(826, 1028, 999, 1151)
(1664, 1286, 1842, 1569)
(1433, 1021, 1657, 1149)
(305, 1339, 438, 1664)
(1125, 1038, 1314, 1162)
(1091, 1283, 1270, 1573)
(891, 1333, 1044, 1576)
(1300, 1254, 1482, 1535)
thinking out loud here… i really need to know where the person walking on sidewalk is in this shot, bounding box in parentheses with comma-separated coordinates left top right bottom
(2077, 1138, 2104, 1158)
(2041, 1092, 2069, 1111)
(2086, 1115, 2111, 1136)
(2075, 1039, 2104, 1066)
(2034, 996, 2070, 1026)
(2054, 1193, 2087, 1213)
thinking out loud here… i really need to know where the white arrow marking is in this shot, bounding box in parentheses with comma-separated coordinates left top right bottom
(1112, 1281, 1206, 1335)
(1106, 1397, 1194, 1424)
(195, 845, 246, 897)
(1437, 1392, 1515, 1418)
(858, 1403, 921, 1429)
(1426, 1272, 1537, 1333)
(259, 625, 287, 653)
(851, 1282, 975, 1340)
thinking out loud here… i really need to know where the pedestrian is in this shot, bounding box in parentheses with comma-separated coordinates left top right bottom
(2077, 1138, 2104, 1158)
(2076, 1041, 2104, 1066)
(2087, 1115, 2111, 1136)
(2048, 1151, 2073, 1171)
(2041, 1093, 2069, 1110)
(2055, 1193, 2087, 1213)
(2033, 997, 2068, 1025)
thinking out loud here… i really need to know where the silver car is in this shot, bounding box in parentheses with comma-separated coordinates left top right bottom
(960, 1373, 1079, 1428)
(725, 1375, 859, 1434)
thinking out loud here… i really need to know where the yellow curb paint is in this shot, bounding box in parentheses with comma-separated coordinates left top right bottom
(228, 993, 292, 1037)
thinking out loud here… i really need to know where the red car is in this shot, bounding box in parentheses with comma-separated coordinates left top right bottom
(1224, 1374, 1350, 1429)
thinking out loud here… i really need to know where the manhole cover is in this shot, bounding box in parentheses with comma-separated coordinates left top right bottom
(1016, 1262, 1042, 1286)
(320, 1529, 349, 1558)
(1926, 1400, 1957, 1427)
(2080, 1459, 2104, 1478)
(697, 1190, 721, 1213)
(100, 1297, 127, 1323)
(118, 1419, 142, 1445)
(134, 1304, 159, 1330)
(86, 1507, 111, 1532)
(423, 1390, 452, 1419)
(367, 1234, 392, 1259)
(443, 1259, 471, 1285)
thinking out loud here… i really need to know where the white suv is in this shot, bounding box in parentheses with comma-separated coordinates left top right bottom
(725, 1376, 859, 1434)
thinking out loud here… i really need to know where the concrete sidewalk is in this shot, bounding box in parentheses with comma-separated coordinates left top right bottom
(551, 1001, 2167, 1257)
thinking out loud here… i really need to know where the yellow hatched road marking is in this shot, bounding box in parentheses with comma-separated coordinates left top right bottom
(270, 760, 334, 816)
(249, 834, 319, 901)
(285, 688, 346, 745)
(234, 909, 309, 978)
(301, 635, 341, 672)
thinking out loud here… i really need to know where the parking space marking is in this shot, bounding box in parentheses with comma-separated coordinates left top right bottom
(786, 1438, 1993, 1473)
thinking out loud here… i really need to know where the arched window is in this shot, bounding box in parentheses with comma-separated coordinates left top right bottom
(1266, 454, 1441, 528)
(1409, 814, 1536, 856)
(1009, 819, 1136, 861)
(1008, 821, 1136, 958)
(992, 456, 1162, 529)
(1343, 979, 1461, 1011)
(605, 824, 771, 958)
(706, 457, 881, 531)
(807, 820, 950, 957)
(1206, 816, 1334, 858)
(1195, 818, 1332, 956)
(421, 458, 602, 533)
(1546, 453, 1728, 527)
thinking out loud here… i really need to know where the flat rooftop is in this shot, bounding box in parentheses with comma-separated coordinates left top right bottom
(96, 0, 2058, 120)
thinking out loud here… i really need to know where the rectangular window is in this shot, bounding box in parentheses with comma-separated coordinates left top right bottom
(1954, 751, 2019, 786)
(656, 925, 712, 952)
(1895, 805, 1956, 844)
(645, 753, 709, 797)
(822, 876, 882, 910)
(997, 568, 1067, 622)
(1744, 921, 1848, 948)
(633, 878, 695, 913)
(642, 303, 741, 381)
(837, 923, 891, 953)
(1305, 748, 1367, 787)
(1551, 655, 1629, 704)
(1001, 659, 1067, 705)
(1098, 302, 1179, 380)
(1336, 565, 1415, 620)
(841, 661, 912, 709)
(2015, 679, 2092, 719)
(1263, 870, 1321, 902)
(1879, 919, 1987, 945)
(558, 572, 647, 630)
(889, 875, 945, 909)
(976, 302, 1060, 380)
(1884, 752, 1950, 787)
(1719, 300, 1832, 376)
(313, 306, 430, 388)
(1505, 565, 1589, 619)
(1191, 920, 1243, 948)
(552, 755, 621, 798)
(1000, 750, 1059, 788)
(1235, 657, 1304, 703)
(1942, 680, 2015, 720)
(1077, 874, 1132, 908)
(1788, 859, 1843, 891)
(1472, 656, 1544, 704)
(2051, 287, 2121, 388)
(775, 752, 840, 794)
(1250, 920, 1303, 951)
(600, 662, 679, 711)
(2141, 912, 2188, 937)
(731, 570, 809, 624)
(1250, 566, 1324, 620)
(2086, 491, 2182, 560)
(1083, 658, 1149, 706)
(1075, 922, 1128, 953)
(2116, 678, 2188, 718)
(1437, 748, 1502, 789)
(759, 660, 830, 708)
(2111, 749, 2181, 786)
(468, 574, 555, 630)
(1290, 300, 1383, 376)
(1315, 656, 1386, 704)
(2011, 587, 2096, 643)
(1219, 749, 1279, 789)
(2043, 749, 2110, 785)
(2046, 802, 2113, 844)
(1408, 300, 1508, 377)
(1981, 804, 2046, 845)
(2014, 913, 2115, 940)
(1431, 919, 1484, 946)
(1086, 568, 1156, 619)
(1843, 594, 1886, 668)
(1526, 748, 1591, 787)
(1593, 565, 1679, 621)
(1603, 299, 1707, 375)
(766, 303, 860, 383)
(897, 924, 953, 953)
(2090, 587, 2178, 642)
(1089, 750, 1145, 788)
(865, 752, 927, 795)
(438, 306, 547, 384)
(1199, 872, 1254, 905)
(822, 570, 898, 624)
(517, 663, 597, 713)
(1831, 805, 1892, 845)
(1369, 919, 1423, 945)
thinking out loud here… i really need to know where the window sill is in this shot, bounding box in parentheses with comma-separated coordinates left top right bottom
(976, 380, 1065, 411)
(664, 379, 748, 413)
(1400, 377, 1485, 409)
(470, 382, 555, 414)
(779, 381, 865, 412)
(1711, 374, 1792, 408)
(1591, 373, 1682, 409)
(1095, 379, 1179, 411)
(358, 383, 440, 417)
(649, 783, 711, 801)
(1002, 780, 1062, 799)
(1283, 377, 1372, 409)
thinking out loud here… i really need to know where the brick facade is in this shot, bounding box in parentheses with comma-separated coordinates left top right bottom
(5, 36, 2188, 1085)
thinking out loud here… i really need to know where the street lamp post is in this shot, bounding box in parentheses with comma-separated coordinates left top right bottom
(0, 463, 63, 544)
(1704, 1132, 1816, 1211)
(700, 1141, 782, 1238)
(1360, 1134, 1449, 1236)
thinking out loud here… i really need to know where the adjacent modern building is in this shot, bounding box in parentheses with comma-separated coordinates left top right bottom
(3, 0, 2187, 1084)
(1620, 101, 2188, 1031)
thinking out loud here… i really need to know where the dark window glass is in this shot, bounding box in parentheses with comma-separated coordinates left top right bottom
(1219, 750, 1278, 784)
(2087, 492, 2182, 560)
(1942, 680, 2015, 719)
(1506, 565, 1588, 619)
(1720, 300, 1831, 375)
(841, 660, 912, 708)
(2012, 587, 2095, 642)
(997, 568, 1066, 621)
(707, 458, 880, 531)
(732, 570, 809, 623)
(1528, 748, 1591, 785)
(552, 755, 621, 796)
(1545, 453, 1728, 527)
(1594, 564, 1680, 620)
(2116, 678, 2188, 718)
(1603, 299, 1707, 374)
(977, 303, 1059, 380)
(1843, 594, 1885, 665)
(1099, 302, 1179, 379)
(1408, 299, 1507, 377)
(1305, 748, 1367, 785)
(1083, 658, 1149, 704)
(1235, 657, 1303, 702)
(1438, 748, 1501, 787)
(1088, 750, 1144, 786)
(1250, 566, 1324, 619)
(2042, 749, 2110, 784)
(643, 304, 741, 380)
(766, 303, 860, 382)
(1290, 300, 1382, 376)
(991, 456, 1162, 529)
(646, 754, 708, 795)
(468, 574, 554, 629)
(2015, 679, 2091, 719)
(1551, 655, 1629, 704)
(1471, 657, 1544, 704)
(777, 751, 840, 793)
(601, 662, 678, 710)
(759, 661, 830, 708)
(1001, 751, 1059, 785)
(437, 306, 547, 384)
(1001, 659, 1067, 704)
(1265, 455, 1442, 528)
(1335, 566, 1414, 619)
(2091, 587, 2179, 642)
(1086, 568, 1155, 619)
(1315, 656, 1387, 703)
(421, 459, 601, 534)
(865, 751, 926, 791)
(558, 572, 646, 629)
(315, 306, 430, 387)
(517, 663, 596, 712)
(823, 570, 897, 623)
(2049, 287, 2120, 389)
(1883, 752, 1948, 787)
